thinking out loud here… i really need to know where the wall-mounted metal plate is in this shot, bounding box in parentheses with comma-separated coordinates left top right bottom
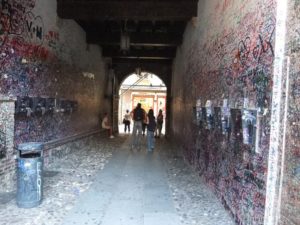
(214, 107, 222, 131)
(221, 106, 231, 135)
(206, 106, 214, 130)
(242, 109, 257, 145)
(230, 109, 242, 140)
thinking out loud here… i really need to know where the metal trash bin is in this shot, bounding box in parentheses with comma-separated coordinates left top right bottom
(16, 142, 44, 208)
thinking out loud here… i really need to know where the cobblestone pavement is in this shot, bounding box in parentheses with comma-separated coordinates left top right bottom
(0, 134, 235, 225)
(159, 139, 235, 225)
(0, 134, 117, 225)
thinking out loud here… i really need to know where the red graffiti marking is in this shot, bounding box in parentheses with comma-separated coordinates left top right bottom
(45, 30, 60, 49)
(10, 37, 50, 60)
(45, 31, 59, 41)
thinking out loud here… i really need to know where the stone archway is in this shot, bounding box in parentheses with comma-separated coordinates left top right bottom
(110, 60, 173, 136)
(113, 71, 168, 135)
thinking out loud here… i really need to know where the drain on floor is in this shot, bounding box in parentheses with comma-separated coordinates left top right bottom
(43, 170, 60, 177)
(0, 192, 15, 204)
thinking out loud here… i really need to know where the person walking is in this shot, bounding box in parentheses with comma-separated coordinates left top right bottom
(130, 103, 146, 150)
(146, 109, 156, 152)
(155, 109, 163, 138)
(123, 109, 131, 133)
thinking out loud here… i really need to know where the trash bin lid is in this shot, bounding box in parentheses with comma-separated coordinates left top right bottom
(18, 142, 44, 152)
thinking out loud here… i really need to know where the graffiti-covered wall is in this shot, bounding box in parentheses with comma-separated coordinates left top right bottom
(0, 0, 106, 189)
(277, 1, 300, 224)
(171, 0, 277, 224)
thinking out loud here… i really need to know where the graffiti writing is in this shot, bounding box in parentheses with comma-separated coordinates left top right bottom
(235, 24, 275, 70)
(0, 0, 45, 50)
(25, 12, 44, 46)
(175, 1, 276, 224)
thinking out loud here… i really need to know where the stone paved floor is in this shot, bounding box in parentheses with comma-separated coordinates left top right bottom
(160, 140, 235, 225)
(0, 134, 235, 225)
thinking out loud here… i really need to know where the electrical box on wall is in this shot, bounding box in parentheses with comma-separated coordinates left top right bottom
(59, 99, 69, 113)
(45, 98, 55, 114)
(242, 109, 257, 145)
(196, 99, 201, 126)
(205, 100, 214, 130)
(32, 97, 46, 116)
(15, 96, 31, 116)
(221, 105, 231, 136)
(200, 107, 207, 129)
(193, 110, 201, 126)
(64, 100, 73, 113)
(214, 107, 222, 131)
(15, 97, 77, 116)
(70, 101, 78, 112)
(56, 99, 64, 112)
(231, 109, 243, 140)
(192, 106, 198, 125)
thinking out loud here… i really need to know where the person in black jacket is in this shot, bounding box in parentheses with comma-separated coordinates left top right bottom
(155, 109, 163, 138)
(130, 103, 146, 150)
(146, 109, 156, 152)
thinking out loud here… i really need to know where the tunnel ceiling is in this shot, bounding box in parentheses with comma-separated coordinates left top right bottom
(57, 0, 198, 83)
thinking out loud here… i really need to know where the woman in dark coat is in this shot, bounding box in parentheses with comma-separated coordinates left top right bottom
(146, 109, 156, 152)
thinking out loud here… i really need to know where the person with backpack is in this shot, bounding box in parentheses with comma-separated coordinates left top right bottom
(155, 109, 164, 138)
(146, 109, 156, 152)
(130, 103, 146, 150)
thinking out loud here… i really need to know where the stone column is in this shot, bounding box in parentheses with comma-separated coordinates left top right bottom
(0, 96, 16, 192)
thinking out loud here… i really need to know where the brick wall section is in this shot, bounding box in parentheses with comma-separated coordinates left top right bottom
(171, 0, 277, 224)
(0, 98, 16, 191)
(0, 0, 107, 190)
(277, 1, 300, 224)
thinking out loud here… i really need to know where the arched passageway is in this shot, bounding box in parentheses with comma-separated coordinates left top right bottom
(0, 1, 299, 225)
(111, 62, 173, 139)
(117, 72, 167, 135)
